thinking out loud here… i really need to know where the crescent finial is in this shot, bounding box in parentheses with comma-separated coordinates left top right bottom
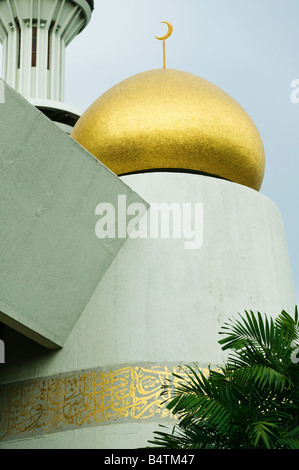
(155, 21, 173, 41)
(155, 21, 173, 68)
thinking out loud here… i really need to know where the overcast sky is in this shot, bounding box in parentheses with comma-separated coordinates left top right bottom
(3, 0, 299, 306)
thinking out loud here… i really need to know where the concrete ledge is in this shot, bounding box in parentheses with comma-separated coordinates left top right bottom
(0, 80, 148, 349)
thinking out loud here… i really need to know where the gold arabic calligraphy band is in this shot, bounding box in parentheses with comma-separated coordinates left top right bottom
(155, 21, 173, 68)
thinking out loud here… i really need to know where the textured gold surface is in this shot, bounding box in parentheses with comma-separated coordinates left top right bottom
(0, 364, 197, 441)
(71, 69, 265, 191)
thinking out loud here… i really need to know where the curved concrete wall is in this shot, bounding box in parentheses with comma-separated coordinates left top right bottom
(0, 173, 296, 449)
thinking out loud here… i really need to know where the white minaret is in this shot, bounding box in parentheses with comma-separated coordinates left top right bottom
(0, 0, 94, 131)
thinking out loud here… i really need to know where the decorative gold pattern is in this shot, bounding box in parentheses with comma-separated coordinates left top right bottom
(0, 364, 204, 441)
(71, 68, 265, 191)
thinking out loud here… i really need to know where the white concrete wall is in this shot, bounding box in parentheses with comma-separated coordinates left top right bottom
(0, 172, 296, 449)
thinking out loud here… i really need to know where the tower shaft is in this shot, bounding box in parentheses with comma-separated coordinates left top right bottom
(0, 0, 93, 128)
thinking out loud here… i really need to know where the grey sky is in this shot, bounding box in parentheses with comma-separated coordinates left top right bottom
(3, 0, 299, 307)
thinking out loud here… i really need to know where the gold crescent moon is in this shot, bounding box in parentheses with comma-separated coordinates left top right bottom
(155, 21, 173, 41)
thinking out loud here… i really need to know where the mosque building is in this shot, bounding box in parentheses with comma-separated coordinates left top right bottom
(0, 1, 296, 449)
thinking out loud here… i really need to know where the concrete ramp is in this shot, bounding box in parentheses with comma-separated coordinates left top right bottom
(0, 80, 148, 349)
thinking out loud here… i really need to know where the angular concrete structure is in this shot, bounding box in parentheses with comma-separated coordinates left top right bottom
(0, 80, 148, 349)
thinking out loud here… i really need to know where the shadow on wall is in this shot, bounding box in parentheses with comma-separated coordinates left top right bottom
(0, 324, 60, 380)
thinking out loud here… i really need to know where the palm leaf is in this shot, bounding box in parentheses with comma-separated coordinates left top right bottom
(148, 309, 299, 450)
(247, 421, 279, 449)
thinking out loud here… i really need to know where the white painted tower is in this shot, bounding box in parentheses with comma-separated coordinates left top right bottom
(0, 0, 94, 131)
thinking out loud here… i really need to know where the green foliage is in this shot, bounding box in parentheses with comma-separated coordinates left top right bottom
(148, 308, 299, 449)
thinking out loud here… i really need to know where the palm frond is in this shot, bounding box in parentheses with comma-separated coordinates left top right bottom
(247, 420, 279, 449)
(228, 364, 292, 391)
(148, 308, 299, 450)
(275, 307, 299, 342)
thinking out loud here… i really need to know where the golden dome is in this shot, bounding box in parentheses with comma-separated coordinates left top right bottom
(71, 68, 265, 190)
